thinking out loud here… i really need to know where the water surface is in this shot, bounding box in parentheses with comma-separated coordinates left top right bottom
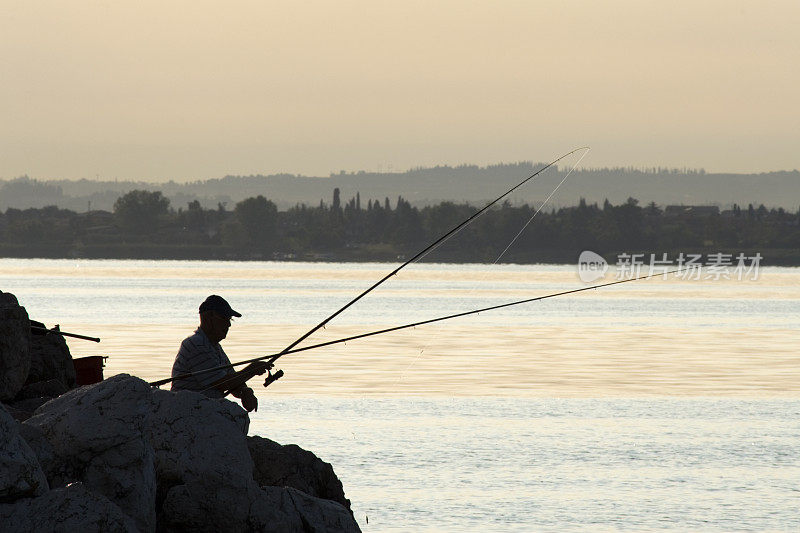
(2, 259, 798, 396)
(2, 259, 798, 531)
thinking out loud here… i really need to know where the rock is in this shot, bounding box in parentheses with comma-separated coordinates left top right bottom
(9, 397, 52, 419)
(17, 423, 55, 479)
(0, 292, 31, 402)
(0, 404, 48, 502)
(0, 482, 138, 533)
(148, 388, 252, 487)
(1, 402, 35, 423)
(3, 369, 360, 532)
(162, 479, 361, 533)
(257, 487, 361, 533)
(23, 374, 156, 532)
(17, 378, 69, 400)
(28, 321, 76, 389)
(248, 435, 352, 511)
(149, 390, 361, 532)
(148, 388, 254, 527)
(161, 475, 289, 532)
(10, 377, 68, 422)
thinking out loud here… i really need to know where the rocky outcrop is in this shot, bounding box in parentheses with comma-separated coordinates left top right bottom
(148, 388, 252, 487)
(147, 387, 258, 529)
(0, 291, 77, 415)
(0, 291, 31, 402)
(1, 369, 360, 532)
(2, 403, 38, 423)
(162, 481, 359, 533)
(27, 321, 76, 389)
(7, 379, 70, 420)
(261, 486, 361, 533)
(0, 292, 359, 531)
(147, 385, 360, 532)
(16, 378, 69, 400)
(23, 374, 157, 533)
(0, 482, 138, 533)
(0, 405, 48, 502)
(160, 474, 282, 532)
(248, 435, 352, 511)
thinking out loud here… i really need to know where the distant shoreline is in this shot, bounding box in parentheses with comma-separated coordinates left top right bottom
(1, 245, 798, 267)
(4, 193, 800, 267)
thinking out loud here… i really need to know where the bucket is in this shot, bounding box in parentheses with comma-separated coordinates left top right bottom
(73, 356, 108, 385)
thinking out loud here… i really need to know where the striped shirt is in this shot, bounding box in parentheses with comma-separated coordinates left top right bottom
(171, 327, 234, 398)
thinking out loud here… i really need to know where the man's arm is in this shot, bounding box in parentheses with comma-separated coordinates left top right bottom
(211, 361, 272, 398)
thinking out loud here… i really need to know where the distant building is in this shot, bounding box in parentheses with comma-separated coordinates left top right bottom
(77, 210, 117, 237)
(664, 205, 720, 217)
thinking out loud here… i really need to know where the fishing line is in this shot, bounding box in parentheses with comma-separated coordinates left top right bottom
(493, 148, 590, 263)
(393, 148, 590, 386)
(151, 268, 689, 390)
(182, 148, 588, 394)
(165, 148, 588, 393)
(279, 147, 588, 354)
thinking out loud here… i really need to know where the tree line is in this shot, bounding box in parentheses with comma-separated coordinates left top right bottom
(4, 165, 800, 213)
(1, 189, 799, 264)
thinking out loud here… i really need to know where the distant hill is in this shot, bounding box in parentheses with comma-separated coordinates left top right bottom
(2, 163, 799, 212)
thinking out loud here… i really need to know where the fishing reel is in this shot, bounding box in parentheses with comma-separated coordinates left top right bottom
(263, 368, 284, 389)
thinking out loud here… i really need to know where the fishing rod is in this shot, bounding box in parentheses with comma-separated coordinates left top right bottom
(150, 268, 686, 389)
(280, 148, 587, 353)
(193, 147, 590, 394)
(30, 325, 101, 343)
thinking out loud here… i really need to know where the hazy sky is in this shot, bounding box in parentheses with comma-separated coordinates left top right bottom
(1, 1, 797, 181)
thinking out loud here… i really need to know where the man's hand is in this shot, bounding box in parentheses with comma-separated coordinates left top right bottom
(247, 361, 273, 376)
(241, 387, 258, 412)
(217, 361, 274, 397)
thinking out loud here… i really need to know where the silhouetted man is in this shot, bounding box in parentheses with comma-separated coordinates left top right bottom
(171, 295, 267, 412)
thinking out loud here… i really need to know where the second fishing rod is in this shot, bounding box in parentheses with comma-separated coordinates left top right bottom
(152, 268, 687, 392)
(153, 148, 588, 392)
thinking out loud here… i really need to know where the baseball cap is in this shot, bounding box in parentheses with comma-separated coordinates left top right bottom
(198, 295, 242, 318)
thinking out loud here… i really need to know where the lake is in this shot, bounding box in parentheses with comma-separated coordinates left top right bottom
(2, 258, 799, 531)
